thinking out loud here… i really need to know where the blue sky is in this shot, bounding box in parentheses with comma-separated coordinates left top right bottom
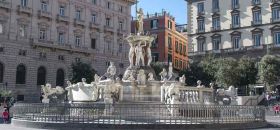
(131, 0, 187, 25)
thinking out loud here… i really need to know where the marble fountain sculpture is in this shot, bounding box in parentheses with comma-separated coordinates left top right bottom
(41, 8, 238, 108)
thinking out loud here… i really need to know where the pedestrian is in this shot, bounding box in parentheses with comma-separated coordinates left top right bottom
(2, 108, 9, 124)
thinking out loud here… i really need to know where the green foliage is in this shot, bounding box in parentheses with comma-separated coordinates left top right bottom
(259, 55, 280, 91)
(70, 62, 96, 83)
(200, 55, 218, 78)
(180, 62, 213, 86)
(0, 89, 12, 97)
(214, 58, 239, 87)
(237, 57, 258, 86)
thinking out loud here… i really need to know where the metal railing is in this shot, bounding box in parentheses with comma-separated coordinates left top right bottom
(12, 103, 265, 125)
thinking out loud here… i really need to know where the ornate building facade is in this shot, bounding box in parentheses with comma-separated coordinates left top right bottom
(0, 0, 134, 102)
(131, 11, 188, 70)
(187, 0, 280, 61)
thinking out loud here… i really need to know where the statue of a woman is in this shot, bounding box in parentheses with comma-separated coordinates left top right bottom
(128, 42, 136, 67)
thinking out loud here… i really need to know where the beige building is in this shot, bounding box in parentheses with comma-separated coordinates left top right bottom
(187, 0, 280, 60)
(0, 0, 134, 102)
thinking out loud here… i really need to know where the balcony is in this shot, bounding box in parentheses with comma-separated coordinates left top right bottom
(211, 26, 221, 32)
(17, 5, 32, 16)
(230, 24, 240, 29)
(56, 14, 69, 24)
(271, 18, 280, 23)
(74, 19, 85, 27)
(104, 25, 114, 33)
(89, 22, 100, 30)
(232, 4, 240, 10)
(30, 38, 91, 56)
(0, 0, 10, 11)
(251, 1, 261, 6)
(197, 11, 205, 16)
(212, 8, 220, 13)
(38, 10, 52, 20)
(117, 28, 127, 35)
(271, 0, 280, 3)
(196, 29, 205, 34)
(251, 20, 262, 26)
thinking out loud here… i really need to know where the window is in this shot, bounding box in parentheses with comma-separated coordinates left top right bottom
(119, 43, 123, 52)
(91, 14, 96, 23)
(19, 25, 27, 37)
(76, 10, 81, 20)
(272, 7, 280, 22)
(21, 0, 28, 7)
(39, 29, 46, 40)
(91, 38, 96, 49)
(274, 31, 280, 44)
(168, 20, 172, 29)
(16, 64, 26, 84)
(212, 0, 219, 11)
(197, 19, 205, 32)
(59, 6, 65, 16)
(198, 39, 205, 52)
(106, 18, 110, 27)
(107, 2, 110, 9)
(183, 45, 187, 55)
(17, 95, 24, 101)
(168, 54, 172, 62)
(39, 52, 46, 59)
(119, 6, 123, 12)
(58, 32, 65, 44)
(37, 66, 46, 85)
(58, 55, 64, 61)
(75, 58, 81, 62)
(0, 62, 3, 83)
(232, 0, 239, 9)
(0, 23, 3, 34)
(252, 0, 260, 5)
(75, 36, 81, 47)
(212, 17, 220, 30)
(232, 36, 240, 49)
(232, 13, 240, 28)
(212, 37, 220, 50)
(197, 3, 204, 14)
(253, 10, 262, 24)
(119, 21, 123, 30)
(56, 69, 64, 87)
(168, 37, 172, 49)
(253, 34, 262, 46)
(19, 49, 26, 56)
(150, 19, 158, 29)
(151, 35, 158, 48)
(175, 41, 179, 52)
(179, 44, 182, 54)
(151, 53, 159, 62)
(92, 0, 97, 5)
(41, 1, 48, 12)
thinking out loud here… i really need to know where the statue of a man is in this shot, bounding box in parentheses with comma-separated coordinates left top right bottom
(128, 42, 136, 68)
(106, 62, 117, 79)
(159, 68, 167, 81)
(136, 8, 144, 35)
(135, 42, 145, 67)
(146, 40, 152, 66)
(65, 81, 73, 102)
(179, 75, 186, 84)
(167, 62, 173, 80)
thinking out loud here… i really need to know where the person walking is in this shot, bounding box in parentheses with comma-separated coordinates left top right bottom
(2, 108, 9, 124)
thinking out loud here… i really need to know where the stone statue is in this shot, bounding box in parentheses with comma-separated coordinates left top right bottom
(148, 73, 155, 81)
(90, 82, 99, 101)
(94, 74, 100, 84)
(65, 81, 73, 102)
(135, 41, 145, 67)
(196, 80, 205, 88)
(41, 83, 65, 103)
(136, 8, 144, 35)
(128, 72, 135, 81)
(146, 41, 152, 66)
(179, 75, 186, 84)
(159, 68, 167, 81)
(128, 41, 136, 67)
(106, 62, 117, 79)
(167, 62, 173, 80)
(216, 86, 238, 105)
(137, 69, 146, 85)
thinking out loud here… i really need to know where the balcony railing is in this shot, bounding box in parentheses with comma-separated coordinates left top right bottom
(251, 0, 261, 6)
(231, 24, 240, 29)
(56, 14, 69, 24)
(104, 25, 114, 33)
(211, 26, 221, 32)
(17, 5, 32, 16)
(0, 0, 10, 10)
(212, 8, 220, 13)
(197, 11, 205, 16)
(196, 29, 205, 34)
(271, 18, 280, 23)
(251, 20, 262, 26)
(38, 10, 52, 20)
(271, 0, 280, 3)
(74, 18, 85, 27)
(89, 22, 100, 29)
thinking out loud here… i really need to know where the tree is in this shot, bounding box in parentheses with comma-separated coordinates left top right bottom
(215, 58, 239, 88)
(70, 62, 96, 83)
(200, 55, 218, 80)
(180, 62, 213, 86)
(259, 55, 280, 91)
(237, 57, 258, 86)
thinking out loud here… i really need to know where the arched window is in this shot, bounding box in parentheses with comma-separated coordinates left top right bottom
(16, 64, 26, 84)
(0, 62, 3, 83)
(56, 69, 64, 86)
(37, 66, 46, 85)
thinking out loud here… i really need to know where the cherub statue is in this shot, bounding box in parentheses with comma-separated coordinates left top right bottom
(105, 62, 117, 79)
(179, 75, 186, 84)
(148, 73, 155, 81)
(137, 69, 146, 85)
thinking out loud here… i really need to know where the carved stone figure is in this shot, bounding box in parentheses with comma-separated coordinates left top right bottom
(41, 83, 65, 103)
(91, 82, 99, 101)
(146, 41, 152, 66)
(148, 73, 155, 81)
(65, 81, 73, 102)
(216, 86, 238, 105)
(106, 62, 117, 79)
(159, 68, 167, 81)
(179, 75, 186, 84)
(128, 72, 135, 81)
(135, 42, 145, 67)
(196, 80, 205, 88)
(137, 69, 146, 85)
(94, 74, 100, 84)
(128, 42, 136, 67)
(136, 8, 144, 35)
(167, 62, 173, 80)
